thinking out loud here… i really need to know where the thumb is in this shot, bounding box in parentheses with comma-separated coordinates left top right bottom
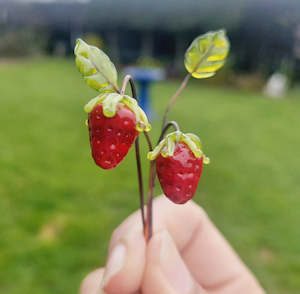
(142, 231, 207, 294)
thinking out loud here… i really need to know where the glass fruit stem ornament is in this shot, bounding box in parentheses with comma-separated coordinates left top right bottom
(74, 30, 230, 241)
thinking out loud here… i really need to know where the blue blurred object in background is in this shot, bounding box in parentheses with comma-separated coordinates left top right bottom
(124, 67, 165, 118)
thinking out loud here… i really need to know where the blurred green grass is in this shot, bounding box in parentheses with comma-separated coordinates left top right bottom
(0, 58, 299, 294)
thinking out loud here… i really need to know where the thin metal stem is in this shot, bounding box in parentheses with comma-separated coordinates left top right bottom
(121, 75, 145, 231)
(143, 131, 153, 151)
(143, 131, 154, 241)
(158, 121, 180, 142)
(121, 75, 158, 242)
(162, 74, 191, 129)
(145, 121, 181, 241)
(161, 42, 215, 129)
(121, 74, 136, 97)
(145, 160, 155, 241)
(134, 138, 145, 231)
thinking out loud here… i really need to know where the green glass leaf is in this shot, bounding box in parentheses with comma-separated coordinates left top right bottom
(74, 39, 118, 92)
(184, 30, 230, 79)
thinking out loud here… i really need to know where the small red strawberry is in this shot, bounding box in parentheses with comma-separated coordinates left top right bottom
(85, 93, 151, 169)
(88, 104, 137, 169)
(148, 132, 209, 204)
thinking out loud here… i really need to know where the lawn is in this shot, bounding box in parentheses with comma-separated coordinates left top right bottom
(0, 58, 299, 294)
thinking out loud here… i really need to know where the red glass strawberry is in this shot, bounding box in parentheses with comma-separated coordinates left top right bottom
(148, 132, 209, 204)
(85, 93, 151, 169)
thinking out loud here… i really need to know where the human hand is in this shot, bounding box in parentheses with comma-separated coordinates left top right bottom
(80, 196, 265, 294)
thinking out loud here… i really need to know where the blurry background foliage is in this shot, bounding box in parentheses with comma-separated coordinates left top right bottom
(0, 1, 300, 294)
(0, 28, 48, 57)
(0, 0, 300, 87)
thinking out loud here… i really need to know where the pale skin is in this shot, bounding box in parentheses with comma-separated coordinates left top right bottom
(80, 196, 265, 294)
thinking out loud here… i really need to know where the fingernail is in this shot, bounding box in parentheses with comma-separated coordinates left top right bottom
(102, 243, 127, 287)
(160, 231, 194, 294)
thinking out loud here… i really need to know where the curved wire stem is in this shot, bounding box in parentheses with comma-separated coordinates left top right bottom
(162, 43, 216, 129)
(121, 75, 181, 242)
(122, 75, 157, 241)
(144, 121, 181, 241)
(121, 75, 145, 231)
(162, 74, 191, 129)
(121, 74, 136, 97)
(159, 121, 180, 142)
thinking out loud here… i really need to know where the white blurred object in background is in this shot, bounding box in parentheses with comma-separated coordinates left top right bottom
(263, 72, 288, 99)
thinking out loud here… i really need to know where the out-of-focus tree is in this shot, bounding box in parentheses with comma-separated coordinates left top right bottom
(0, 0, 300, 81)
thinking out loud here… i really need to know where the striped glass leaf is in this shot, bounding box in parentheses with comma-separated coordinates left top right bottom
(74, 39, 118, 93)
(184, 30, 230, 79)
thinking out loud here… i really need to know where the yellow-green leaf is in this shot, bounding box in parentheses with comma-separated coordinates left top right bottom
(74, 39, 118, 92)
(184, 30, 230, 79)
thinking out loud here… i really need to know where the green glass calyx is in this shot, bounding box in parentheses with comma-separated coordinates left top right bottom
(147, 131, 210, 164)
(84, 93, 151, 132)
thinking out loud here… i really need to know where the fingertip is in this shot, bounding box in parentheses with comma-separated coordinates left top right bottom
(109, 209, 144, 249)
(103, 232, 146, 294)
(80, 268, 105, 294)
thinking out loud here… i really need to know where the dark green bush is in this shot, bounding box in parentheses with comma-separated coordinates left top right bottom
(0, 28, 48, 57)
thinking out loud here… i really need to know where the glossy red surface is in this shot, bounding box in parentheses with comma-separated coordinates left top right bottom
(156, 142, 203, 204)
(88, 104, 138, 169)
